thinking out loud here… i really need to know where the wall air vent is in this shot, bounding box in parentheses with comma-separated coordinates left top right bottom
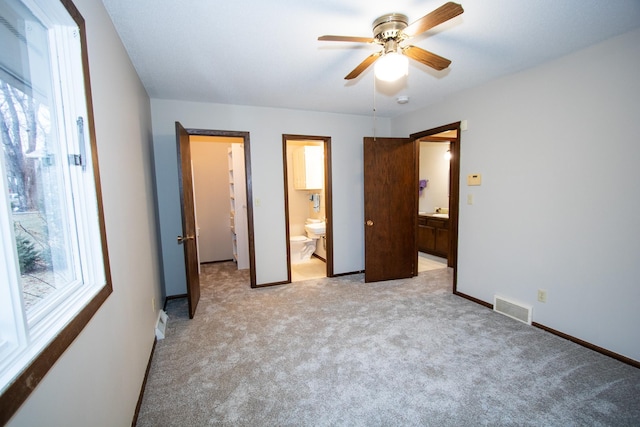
(493, 295, 532, 325)
(155, 310, 169, 339)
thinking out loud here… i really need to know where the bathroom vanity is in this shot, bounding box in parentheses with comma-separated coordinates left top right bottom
(418, 213, 449, 258)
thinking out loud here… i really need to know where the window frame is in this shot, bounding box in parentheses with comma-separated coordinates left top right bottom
(0, 0, 112, 423)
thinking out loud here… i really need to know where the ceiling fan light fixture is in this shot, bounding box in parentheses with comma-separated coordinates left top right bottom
(319, 3, 463, 81)
(374, 51, 408, 82)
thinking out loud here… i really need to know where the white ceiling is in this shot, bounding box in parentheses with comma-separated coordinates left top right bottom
(100, 0, 640, 118)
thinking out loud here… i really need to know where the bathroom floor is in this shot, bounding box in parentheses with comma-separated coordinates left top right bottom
(291, 257, 326, 282)
(291, 253, 446, 283)
(418, 252, 447, 272)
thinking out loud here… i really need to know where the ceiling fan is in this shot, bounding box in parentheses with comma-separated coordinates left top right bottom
(318, 2, 464, 81)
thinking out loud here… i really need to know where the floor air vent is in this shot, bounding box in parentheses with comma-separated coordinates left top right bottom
(493, 296, 532, 325)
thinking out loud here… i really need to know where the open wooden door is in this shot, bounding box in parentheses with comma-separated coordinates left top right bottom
(364, 137, 418, 282)
(175, 122, 200, 318)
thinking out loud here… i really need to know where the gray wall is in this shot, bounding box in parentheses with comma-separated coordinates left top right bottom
(391, 28, 640, 362)
(8, 0, 161, 425)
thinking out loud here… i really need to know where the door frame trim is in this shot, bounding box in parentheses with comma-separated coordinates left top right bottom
(282, 134, 334, 282)
(185, 128, 257, 287)
(411, 122, 461, 292)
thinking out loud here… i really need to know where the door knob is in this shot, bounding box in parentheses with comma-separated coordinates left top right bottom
(177, 235, 195, 244)
(366, 220, 374, 227)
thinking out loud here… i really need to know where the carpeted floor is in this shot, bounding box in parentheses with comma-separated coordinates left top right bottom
(137, 262, 640, 426)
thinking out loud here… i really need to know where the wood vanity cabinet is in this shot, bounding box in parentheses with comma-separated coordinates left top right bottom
(418, 215, 449, 258)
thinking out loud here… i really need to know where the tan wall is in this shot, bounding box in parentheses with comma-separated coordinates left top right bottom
(191, 140, 234, 262)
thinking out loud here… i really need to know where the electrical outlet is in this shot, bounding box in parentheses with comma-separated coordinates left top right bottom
(537, 289, 547, 303)
(152, 297, 156, 313)
(467, 194, 474, 205)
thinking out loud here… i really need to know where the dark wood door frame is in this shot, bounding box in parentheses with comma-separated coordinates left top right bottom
(411, 122, 461, 293)
(282, 134, 334, 282)
(184, 127, 257, 288)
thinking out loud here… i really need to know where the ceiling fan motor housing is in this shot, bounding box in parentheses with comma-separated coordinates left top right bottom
(372, 13, 408, 42)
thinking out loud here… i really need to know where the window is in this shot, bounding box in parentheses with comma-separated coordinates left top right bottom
(0, 0, 111, 422)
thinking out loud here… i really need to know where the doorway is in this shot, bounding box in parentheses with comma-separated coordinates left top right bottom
(361, 122, 460, 287)
(190, 135, 249, 270)
(411, 123, 461, 291)
(176, 126, 257, 301)
(416, 134, 453, 273)
(282, 134, 334, 283)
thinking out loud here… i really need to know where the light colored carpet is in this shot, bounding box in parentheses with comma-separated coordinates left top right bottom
(137, 262, 640, 426)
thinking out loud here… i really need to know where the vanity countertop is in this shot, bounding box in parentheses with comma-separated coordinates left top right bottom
(419, 212, 449, 219)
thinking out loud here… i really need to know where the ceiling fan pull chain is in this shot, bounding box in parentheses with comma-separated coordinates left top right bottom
(373, 76, 377, 141)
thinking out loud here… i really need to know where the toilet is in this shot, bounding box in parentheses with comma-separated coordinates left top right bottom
(289, 235, 317, 264)
(290, 219, 326, 264)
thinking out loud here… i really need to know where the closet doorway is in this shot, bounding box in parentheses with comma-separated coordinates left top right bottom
(186, 129, 256, 287)
(282, 134, 334, 283)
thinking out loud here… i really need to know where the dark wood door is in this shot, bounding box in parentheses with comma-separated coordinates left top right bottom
(363, 137, 417, 282)
(175, 122, 200, 318)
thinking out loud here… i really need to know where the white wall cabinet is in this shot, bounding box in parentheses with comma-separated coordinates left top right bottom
(293, 146, 324, 190)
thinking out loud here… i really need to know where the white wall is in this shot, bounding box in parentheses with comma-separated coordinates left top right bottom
(391, 29, 640, 362)
(8, 0, 161, 425)
(151, 100, 387, 289)
(191, 141, 234, 262)
(419, 142, 450, 213)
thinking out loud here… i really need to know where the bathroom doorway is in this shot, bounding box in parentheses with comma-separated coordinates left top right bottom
(282, 134, 334, 283)
(416, 137, 452, 273)
(411, 123, 461, 290)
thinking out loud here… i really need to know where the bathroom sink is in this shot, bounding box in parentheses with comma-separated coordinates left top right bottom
(432, 213, 449, 218)
(304, 221, 326, 238)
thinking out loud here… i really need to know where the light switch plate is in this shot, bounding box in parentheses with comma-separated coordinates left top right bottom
(467, 174, 482, 186)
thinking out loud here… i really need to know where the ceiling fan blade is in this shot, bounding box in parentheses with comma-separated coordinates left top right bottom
(402, 2, 464, 38)
(318, 35, 375, 43)
(402, 45, 451, 71)
(345, 52, 381, 80)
